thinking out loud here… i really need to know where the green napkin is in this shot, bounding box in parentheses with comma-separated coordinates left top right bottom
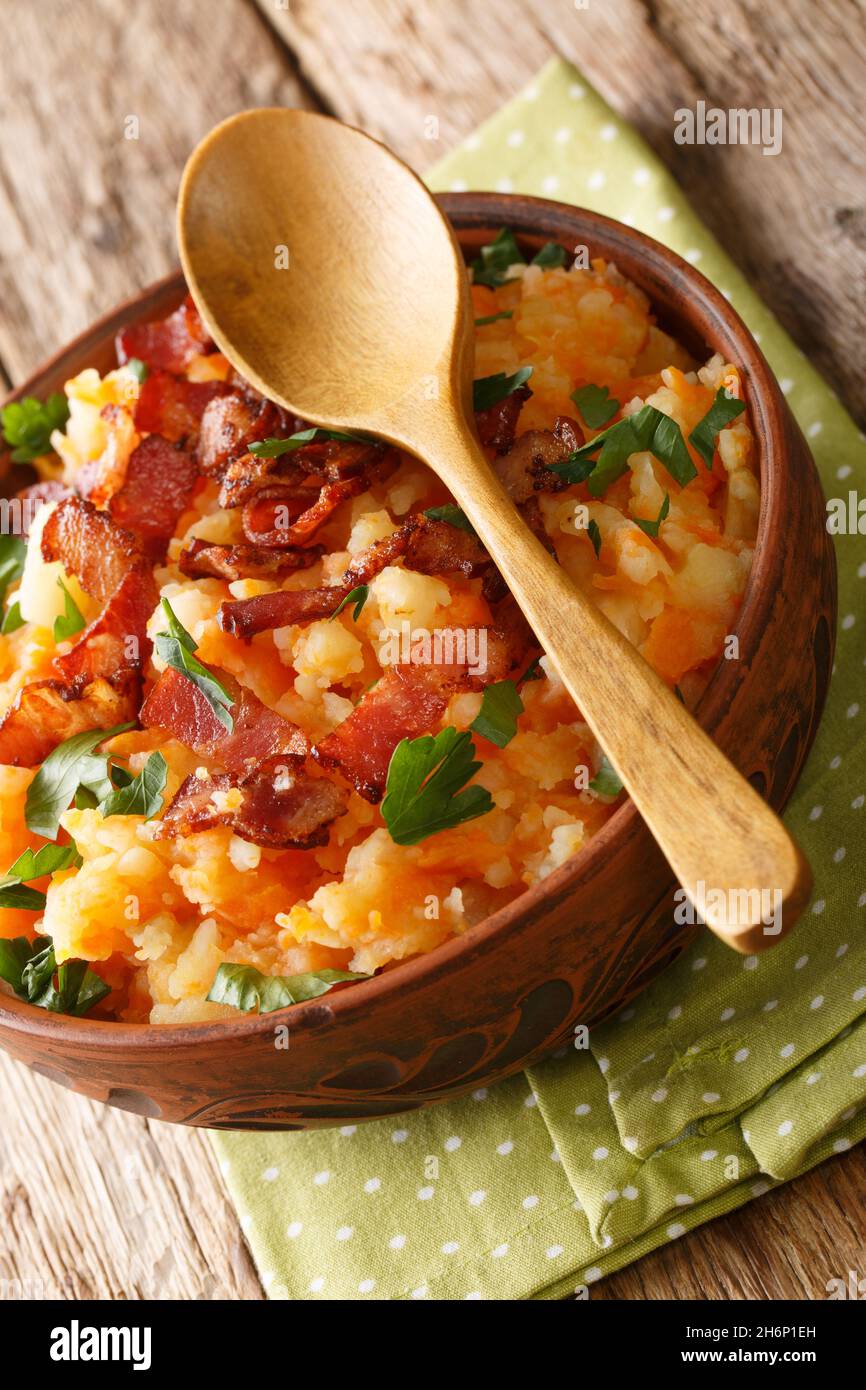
(212, 58, 866, 1300)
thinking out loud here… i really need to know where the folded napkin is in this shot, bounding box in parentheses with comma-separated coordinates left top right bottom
(212, 57, 866, 1300)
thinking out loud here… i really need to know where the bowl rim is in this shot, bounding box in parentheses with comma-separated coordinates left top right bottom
(0, 191, 785, 1047)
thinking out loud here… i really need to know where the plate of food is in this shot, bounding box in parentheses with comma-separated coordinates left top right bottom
(0, 133, 835, 1126)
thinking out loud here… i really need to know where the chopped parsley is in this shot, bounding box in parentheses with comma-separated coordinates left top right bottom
(474, 310, 514, 327)
(0, 843, 81, 912)
(551, 403, 697, 496)
(423, 503, 476, 535)
(98, 751, 167, 820)
(155, 598, 234, 733)
(329, 585, 369, 623)
(589, 754, 624, 798)
(248, 427, 368, 458)
(634, 493, 670, 538)
(1, 600, 24, 634)
(469, 680, 523, 749)
(472, 366, 533, 413)
(0, 535, 26, 608)
(52, 577, 86, 642)
(689, 388, 746, 468)
(470, 227, 525, 287)
(207, 963, 366, 1014)
(587, 518, 602, 557)
(381, 727, 494, 846)
(25, 723, 135, 840)
(1, 392, 69, 463)
(126, 358, 149, 383)
(531, 242, 568, 268)
(0, 934, 109, 1016)
(570, 384, 620, 429)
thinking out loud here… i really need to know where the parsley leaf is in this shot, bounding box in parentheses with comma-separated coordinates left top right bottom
(689, 388, 746, 468)
(589, 754, 624, 798)
(0, 535, 26, 607)
(155, 598, 234, 733)
(207, 963, 366, 1014)
(0, 843, 81, 912)
(551, 404, 697, 497)
(25, 723, 135, 840)
(469, 680, 523, 749)
(474, 310, 514, 327)
(126, 358, 149, 383)
(381, 727, 494, 846)
(531, 241, 568, 268)
(423, 503, 477, 535)
(0, 934, 110, 1016)
(570, 384, 620, 429)
(1, 599, 24, 634)
(472, 366, 533, 413)
(587, 518, 602, 557)
(98, 751, 167, 820)
(1, 393, 69, 463)
(329, 585, 369, 623)
(52, 577, 86, 642)
(634, 493, 670, 538)
(248, 427, 368, 458)
(470, 227, 525, 287)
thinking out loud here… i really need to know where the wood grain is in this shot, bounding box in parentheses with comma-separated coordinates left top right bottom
(0, 0, 862, 1304)
(260, 0, 866, 426)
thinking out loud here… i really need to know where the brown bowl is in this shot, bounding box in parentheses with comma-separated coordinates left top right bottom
(0, 194, 836, 1129)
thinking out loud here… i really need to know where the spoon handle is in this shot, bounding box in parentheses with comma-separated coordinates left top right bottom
(423, 416, 811, 953)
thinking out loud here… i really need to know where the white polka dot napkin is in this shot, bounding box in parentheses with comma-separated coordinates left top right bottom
(211, 58, 866, 1300)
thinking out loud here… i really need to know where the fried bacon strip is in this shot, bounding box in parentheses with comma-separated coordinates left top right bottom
(116, 295, 214, 374)
(140, 667, 307, 776)
(178, 538, 323, 583)
(474, 384, 532, 453)
(107, 434, 200, 559)
(157, 757, 346, 849)
(313, 665, 459, 802)
(41, 496, 150, 604)
(218, 513, 488, 639)
(51, 569, 157, 687)
(197, 391, 293, 477)
(0, 675, 139, 769)
(240, 476, 366, 549)
(134, 371, 230, 444)
(493, 416, 583, 502)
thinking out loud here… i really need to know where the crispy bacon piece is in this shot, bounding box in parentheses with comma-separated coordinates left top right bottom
(0, 675, 139, 768)
(106, 434, 199, 559)
(474, 384, 531, 453)
(51, 569, 156, 687)
(197, 391, 292, 477)
(41, 497, 149, 603)
(218, 513, 488, 639)
(134, 372, 230, 443)
(157, 758, 345, 849)
(116, 295, 213, 374)
(178, 538, 323, 583)
(219, 438, 397, 511)
(494, 416, 583, 502)
(140, 667, 307, 775)
(241, 476, 365, 549)
(313, 665, 458, 802)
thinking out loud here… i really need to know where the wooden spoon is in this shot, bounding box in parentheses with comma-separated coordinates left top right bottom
(177, 108, 811, 952)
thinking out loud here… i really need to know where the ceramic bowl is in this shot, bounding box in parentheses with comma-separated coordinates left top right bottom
(0, 194, 836, 1128)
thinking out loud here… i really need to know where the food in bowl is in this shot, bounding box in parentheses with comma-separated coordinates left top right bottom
(0, 229, 759, 1024)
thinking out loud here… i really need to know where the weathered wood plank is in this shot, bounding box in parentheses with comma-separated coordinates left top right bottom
(260, 0, 866, 423)
(0, 0, 318, 384)
(0, 1054, 263, 1299)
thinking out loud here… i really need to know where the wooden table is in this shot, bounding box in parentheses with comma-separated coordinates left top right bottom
(0, 0, 863, 1301)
